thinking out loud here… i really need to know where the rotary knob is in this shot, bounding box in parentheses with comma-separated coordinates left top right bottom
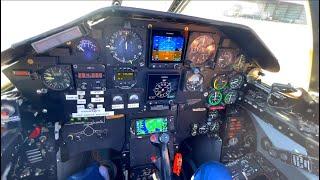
(67, 134, 74, 141)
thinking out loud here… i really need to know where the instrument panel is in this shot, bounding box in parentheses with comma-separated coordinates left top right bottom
(3, 17, 252, 123)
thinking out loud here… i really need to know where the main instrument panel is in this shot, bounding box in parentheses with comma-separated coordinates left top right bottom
(3, 6, 317, 180)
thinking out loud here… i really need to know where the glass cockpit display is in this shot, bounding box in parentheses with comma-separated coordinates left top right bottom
(135, 117, 168, 136)
(147, 74, 180, 101)
(151, 30, 185, 62)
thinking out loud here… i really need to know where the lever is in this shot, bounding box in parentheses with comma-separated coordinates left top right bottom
(150, 133, 171, 180)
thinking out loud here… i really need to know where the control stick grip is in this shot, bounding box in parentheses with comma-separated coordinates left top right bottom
(161, 143, 171, 180)
(159, 133, 171, 180)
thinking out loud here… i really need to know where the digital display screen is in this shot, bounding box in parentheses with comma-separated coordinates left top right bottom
(115, 72, 135, 81)
(135, 117, 168, 136)
(151, 31, 185, 62)
(147, 74, 180, 101)
(77, 72, 103, 79)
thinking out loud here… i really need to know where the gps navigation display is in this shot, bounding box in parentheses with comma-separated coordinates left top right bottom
(135, 117, 168, 136)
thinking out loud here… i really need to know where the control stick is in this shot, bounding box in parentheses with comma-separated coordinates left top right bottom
(150, 133, 171, 180)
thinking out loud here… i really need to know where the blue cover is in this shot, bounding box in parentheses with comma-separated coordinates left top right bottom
(68, 163, 104, 180)
(193, 161, 232, 180)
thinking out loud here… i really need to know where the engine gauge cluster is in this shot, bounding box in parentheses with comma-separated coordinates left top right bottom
(206, 73, 246, 107)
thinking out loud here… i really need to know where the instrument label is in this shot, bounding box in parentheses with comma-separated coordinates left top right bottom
(97, 104, 104, 109)
(77, 108, 105, 113)
(112, 104, 124, 109)
(128, 103, 139, 108)
(77, 99, 86, 104)
(77, 91, 85, 95)
(71, 111, 114, 118)
(91, 97, 104, 103)
(90, 91, 104, 95)
(77, 105, 85, 110)
(65, 95, 78, 100)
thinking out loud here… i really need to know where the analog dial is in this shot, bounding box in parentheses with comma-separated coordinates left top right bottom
(224, 90, 238, 105)
(42, 66, 71, 91)
(187, 34, 216, 65)
(208, 90, 223, 106)
(216, 49, 235, 70)
(153, 81, 171, 98)
(107, 30, 143, 63)
(229, 74, 245, 89)
(213, 75, 228, 90)
(75, 37, 99, 60)
(186, 73, 204, 91)
(208, 110, 219, 119)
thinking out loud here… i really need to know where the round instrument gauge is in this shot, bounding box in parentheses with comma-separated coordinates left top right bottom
(186, 73, 204, 91)
(229, 74, 245, 89)
(42, 66, 71, 91)
(213, 75, 228, 90)
(210, 121, 220, 132)
(216, 49, 235, 70)
(228, 137, 239, 146)
(208, 90, 223, 106)
(208, 110, 219, 119)
(224, 90, 238, 105)
(75, 37, 100, 60)
(187, 34, 216, 65)
(153, 81, 171, 98)
(107, 30, 143, 63)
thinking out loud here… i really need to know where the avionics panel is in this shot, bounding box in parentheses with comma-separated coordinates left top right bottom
(149, 30, 186, 69)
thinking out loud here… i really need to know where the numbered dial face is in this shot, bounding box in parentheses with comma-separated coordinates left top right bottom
(229, 74, 245, 89)
(210, 121, 220, 132)
(75, 38, 99, 60)
(213, 75, 228, 90)
(42, 66, 71, 91)
(154, 81, 171, 98)
(107, 30, 143, 63)
(187, 34, 216, 65)
(208, 110, 219, 119)
(224, 90, 238, 105)
(208, 90, 223, 106)
(186, 73, 204, 91)
(216, 49, 235, 69)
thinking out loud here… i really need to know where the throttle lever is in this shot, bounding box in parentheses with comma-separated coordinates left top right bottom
(150, 133, 171, 180)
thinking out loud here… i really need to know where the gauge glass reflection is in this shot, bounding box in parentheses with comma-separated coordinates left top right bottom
(187, 34, 216, 65)
(216, 49, 235, 70)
